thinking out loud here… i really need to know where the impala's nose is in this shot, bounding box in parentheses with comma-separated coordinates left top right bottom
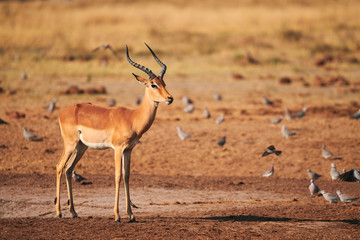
(166, 96, 173, 105)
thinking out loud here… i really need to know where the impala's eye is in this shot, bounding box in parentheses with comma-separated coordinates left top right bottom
(151, 84, 158, 89)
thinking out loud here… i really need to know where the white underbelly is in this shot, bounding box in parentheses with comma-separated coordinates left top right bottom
(78, 128, 114, 150)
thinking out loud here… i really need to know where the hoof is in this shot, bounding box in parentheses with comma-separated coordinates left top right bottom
(115, 219, 121, 223)
(72, 214, 78, 218)
(57, 214, 62, 218)
(129, 216, 136, 223)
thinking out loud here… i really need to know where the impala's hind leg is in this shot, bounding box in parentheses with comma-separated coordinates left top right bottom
(64, 141, 88, 218)
(55, 143, 77, 218)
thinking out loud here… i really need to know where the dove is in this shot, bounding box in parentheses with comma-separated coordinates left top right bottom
(176, 126, 191, 140)
(182, 96, 193, 105)
(47, 99, 57, 113)
(339, 169, 360, 182)
(262, 96, 273, 106)
(268, 116, 283, 124)
(336, 190, 359, 203)
(350, 109, 360, 119)
(284, 107, 293, 120)
(307, 169, 321, 180)
(321, 145, 333, 159)
(203, 107, 211, 119)
(0, 118, 9, 125)
(217, 136, 226, 147)
(215, 113, 224, 124)
(292, 107, 307, 118)
(330, 163, 340, 180)
(320, 190, 340, 203)
(72, 171, 86, 182)
(21, 71, 27, 80)
(214, 93, 222, 101)
(23, 127, 43, 141)
(262, 164, 274, 177)
(91, 43, 120, 60)
(108, 98, 116, 107)
(183, 104, 195, 113)
(281, 124, 296, 138)
(309, 179, 320, 197)
(262, 145, 282, 157)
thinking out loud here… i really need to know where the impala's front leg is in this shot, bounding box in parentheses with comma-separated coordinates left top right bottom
(114, 147, 123, 222)
(123, 149, 135, 222)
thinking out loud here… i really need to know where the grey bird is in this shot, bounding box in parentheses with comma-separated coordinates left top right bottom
(72, 170, 86, 182)
(21, 71, 27, 80)
(339, 169, 360, 182)
(47, 99, 57, 113)
(309, 179, 320, 197)
(262, 145, 282, 157)
(350, 109, 360, 119)
(281, 124, 296, 138)
(217, 136, 226, 147)
(0, 118, 9, 125)
(176, 126, 191, 140)
(182, 96, 193, 105)
(268, 116, 283, 124)
(23, 127, 43, 141)
(320, 190, 340, 203)
(330, 163, 340, 180)
(203, 107, 211, 119)
(307, 169, 321, 180)
(336, 190, 359, 203)
(108, 98, 116, 107)
(215, 113, 224, 124)
(284, 107, 294, 120)
(214, 93, 222, 101)
(183, 104, 195, 113)
(321, 145, 333, 159)
(262, 164, 274, 177)
(293, 107, 307, 118)
(262, 96, 273, 106)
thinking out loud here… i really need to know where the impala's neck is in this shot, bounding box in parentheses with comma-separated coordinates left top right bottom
(133, 88, 158, 136)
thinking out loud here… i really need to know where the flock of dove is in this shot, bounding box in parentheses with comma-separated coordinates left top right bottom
(176, 94, 360, 204)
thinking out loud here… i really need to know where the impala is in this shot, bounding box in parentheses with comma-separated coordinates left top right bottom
(55, 43, 173, 222)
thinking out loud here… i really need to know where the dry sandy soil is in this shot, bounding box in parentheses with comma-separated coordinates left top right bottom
(1, 0, 360, 239)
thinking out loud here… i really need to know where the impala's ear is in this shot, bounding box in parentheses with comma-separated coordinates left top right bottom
(132, 73, 147, 85)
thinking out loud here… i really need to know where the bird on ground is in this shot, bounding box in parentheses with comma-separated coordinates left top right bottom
(0, 118, 8, 125)
(284, 107, 294, 120)
(307, 169, 321, 180)
(350, 109, 360, 119)
(21, 71, 27, 80)
(182, 96, 193, 105)
(339, 169, 360, 182)
(183, 104, 195, 113)
(336, 190, 359, 203)
(262, 96, 273, 106)
(262, 145, 282, 157)
(320, 190, 340, 203)
(215, 113, 224, 124)
(91, 43, 120, 60)
(268, 116, 283, 124)
(281, 124, 296, 138)
(47, 99, 57, 113)
(203, 107, 211, 119)
(23, 127, 43, 141)
(292, 107, 307, 119)
(214, 93, 222, 101)
(330, 163, 340, 180)
(262, 164, 274, 177)
(217, 136, 226, 147)
(309, 179, 320, 197)
(108, 98, 116, 107)
(72, 171, 86, 182)
(321, 145, 333, 159)
(176, 126, 191, 140)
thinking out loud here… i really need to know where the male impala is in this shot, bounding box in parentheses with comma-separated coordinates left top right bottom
(55, 43, 173, 222)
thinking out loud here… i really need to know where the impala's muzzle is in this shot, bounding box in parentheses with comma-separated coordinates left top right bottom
(166, 96, 173, 105)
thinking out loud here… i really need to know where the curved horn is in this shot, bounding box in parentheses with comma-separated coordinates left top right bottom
(144, 43, 167, 79)
(126, 45, 156, 80)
